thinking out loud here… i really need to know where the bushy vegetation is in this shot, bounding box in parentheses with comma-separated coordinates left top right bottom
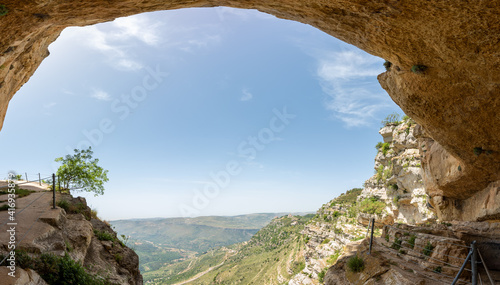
(327, 250, 341, 265)
(0, 204, 11, 211)
(358, 197, 386, 215)
(375, 142, 391, 156)
(1, 250, 112, 285)
(383, 60, 392, 71)
(0, 5, 8, 16)
(94, 229, 114, 242)
(0, 186, 34, 198)
(331, 188, 363, 205)
(57, 199, 91, 220)
(292, 261, 305, 275)
(390, 236, 402, 250)
(318, 267, 328, 283)
(422, 242, 434, 256)
(381, 112, 401, 127)
(411, 65, 427, 74)
(408, 235, 416, 249)
(347, 255, 365, 272)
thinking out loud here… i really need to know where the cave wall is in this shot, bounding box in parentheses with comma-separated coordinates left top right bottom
(0, 0, 499, 220)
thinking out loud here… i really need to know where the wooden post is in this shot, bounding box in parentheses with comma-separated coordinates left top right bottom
(38, 173, 41, 186)
(52, 173, 56, 209)
(25, 172, 28, 181)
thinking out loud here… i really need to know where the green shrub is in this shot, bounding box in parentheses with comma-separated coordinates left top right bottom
(14, 249, 36, 269)
(422, 242, 434, 256)
(292, 261, 305, 275)
(321, 238, 331, 245)
(347, 255, 365, 272)
(358, 197, 386, 215)
(114, 253, 123, 263)
(382, 168, 392, 180)
(327, 250, 341, 265)
(94, 230, 114, 242)
(351, 235, 364, 241)
(411, 65, 427, 74)
(0, 5, 8, 16)
(375, 165, 384, 182)
(376, 142, 391, 156)
(15, 252, 111, 285)
(318, 267, 327, 283)
(392, 196, 400, 205)
(383, 60, 392, 71)
(473, 147, 483, 156)
(0, 204, 12, 211)
(391, 237, 402, 250)
(381, 113, 400, 127)
(385, 234, 390, 242)
(388, 184, 398, 191)
(57, 200, 90, 220)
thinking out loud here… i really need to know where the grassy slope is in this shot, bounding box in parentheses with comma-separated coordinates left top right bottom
(142, 215, 312, 284)
(192, 215, 312, 284)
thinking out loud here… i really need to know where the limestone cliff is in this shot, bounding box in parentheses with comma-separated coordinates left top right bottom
(359, 118, 435, 225)
(289, 189, 368, 284)
(0, 186, 142, 285)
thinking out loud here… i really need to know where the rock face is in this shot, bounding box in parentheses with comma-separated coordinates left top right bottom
(359, 119, 435, 225)
(0, 1, 499, 209)
(0, 194, 142, 285)
(289, 193, 369, 284)
(415, 126, 500, 222)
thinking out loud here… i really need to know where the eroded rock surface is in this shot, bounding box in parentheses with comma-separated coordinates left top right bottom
(359, 119, 435, 225)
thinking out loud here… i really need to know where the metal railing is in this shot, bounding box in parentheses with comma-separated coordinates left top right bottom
(366, 219, 495, 285)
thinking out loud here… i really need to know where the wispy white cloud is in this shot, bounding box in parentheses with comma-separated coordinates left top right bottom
(112, 16, 161, 46)
(91, 89, 112, 101)
(240, 89, 253, 101)
(315, 50, 390, 127)
(63, 14, 162, 71)
(61, 89, 76, 96)
(214, 7, 276, 22)
(43, 102, 56, 109)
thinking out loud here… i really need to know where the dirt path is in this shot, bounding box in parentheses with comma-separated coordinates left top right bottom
(172, 260, 225, 285)
(0, 181, 63, 253)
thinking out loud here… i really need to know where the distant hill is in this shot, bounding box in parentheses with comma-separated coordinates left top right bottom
(110, 212, 311, 273)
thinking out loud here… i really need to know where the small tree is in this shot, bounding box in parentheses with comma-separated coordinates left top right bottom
(55, 147, 109, 196)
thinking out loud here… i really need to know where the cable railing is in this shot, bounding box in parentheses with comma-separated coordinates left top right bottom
(364, 218, 495, 285)
(0, 173, 83, 267)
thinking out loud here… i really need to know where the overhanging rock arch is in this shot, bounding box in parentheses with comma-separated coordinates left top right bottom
(0, 0, 499, 219)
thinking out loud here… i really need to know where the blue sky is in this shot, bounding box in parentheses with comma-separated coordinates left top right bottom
(0, 8, 402, 220)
